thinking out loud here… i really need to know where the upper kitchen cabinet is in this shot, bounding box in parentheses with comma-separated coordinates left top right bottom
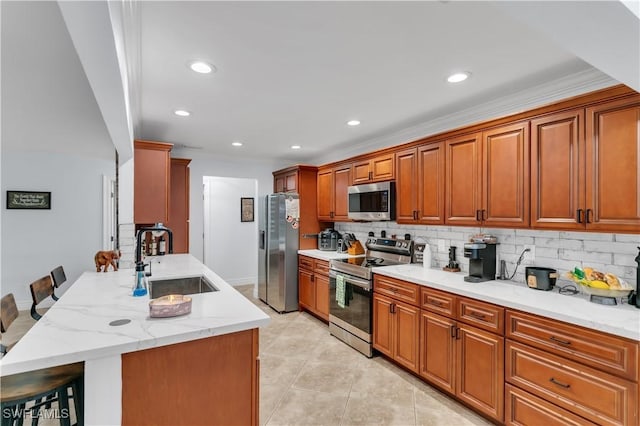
(134, 140, 173, 224)
(531, 109, 585, 230)
(585, 96, 640, 232)
(166, 158, 191, 254)
(273, 167, 299, 193)
(352, 152, 395, 184)
(396, 142, 445, 225)
(445, 122, 530, 228)
(317, 163, 351, 221)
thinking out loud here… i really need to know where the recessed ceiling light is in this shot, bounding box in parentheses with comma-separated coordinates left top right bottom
(447, 72, 470, 83)
(232, 141, 243, 147)
(291, 145, 301, 150)
(347, 120, 361, 126)
(174, 110, 191, 117)
(189, 61, 216, 74)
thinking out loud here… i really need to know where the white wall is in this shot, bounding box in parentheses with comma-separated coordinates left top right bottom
(1, 150, 115, 308)
(203, 176, 258, 285)
(171, 148, 284, 262)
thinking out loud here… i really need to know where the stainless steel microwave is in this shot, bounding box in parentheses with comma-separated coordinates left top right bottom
(347, 182, 395, 221)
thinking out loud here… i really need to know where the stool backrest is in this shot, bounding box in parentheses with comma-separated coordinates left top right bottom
(51, 265, 67, 288)
(1, 293, 19, 333)
(30, 275, 54, 306)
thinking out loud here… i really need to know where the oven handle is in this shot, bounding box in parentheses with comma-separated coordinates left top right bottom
(329, 270, 372, 291)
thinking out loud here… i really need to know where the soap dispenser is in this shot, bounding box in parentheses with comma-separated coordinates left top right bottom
(133, 262, 148, 297)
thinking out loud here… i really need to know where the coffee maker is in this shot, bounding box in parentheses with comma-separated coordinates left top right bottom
(463, 243, 497, 283)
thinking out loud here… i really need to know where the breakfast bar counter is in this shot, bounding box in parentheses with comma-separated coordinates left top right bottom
(1, 254, 270, 425)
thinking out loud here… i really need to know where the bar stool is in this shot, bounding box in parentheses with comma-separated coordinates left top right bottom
(50, 266, 67, 301)
(29, 276, 54, 321)
(0, 294, 84, 425)
(1, 293, 19, 356)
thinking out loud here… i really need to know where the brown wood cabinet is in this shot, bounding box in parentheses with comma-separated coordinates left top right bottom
(445, 122, 530, 228)
(273, 166, 322, 250)
(317, 164, 351, 221)
(396, 142, 445, 224)
(372, 292, 420, 373)
(352, 153, 395, 184)
(166, 158, 190, 254)
(297, 255, 330, 321)
(122, 328, 259, 425)
(585, 96, 640, 232)
(506, 308, 640, 426)
(418, 287, 505, 421)
(134, 140, 172, 224)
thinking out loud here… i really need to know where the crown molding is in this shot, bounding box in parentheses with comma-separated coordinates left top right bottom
(312, 67, 617, 165)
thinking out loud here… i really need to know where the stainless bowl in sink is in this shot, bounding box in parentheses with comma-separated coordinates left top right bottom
(148, 275, 218, 299)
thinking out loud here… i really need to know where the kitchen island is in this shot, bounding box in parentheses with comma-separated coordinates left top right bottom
(0, 254, 270, 425)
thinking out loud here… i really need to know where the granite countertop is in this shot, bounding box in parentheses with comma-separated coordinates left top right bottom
(374, 264, 640, 341)
(298, 249, 364, 261)
(1, 254, 270, 376)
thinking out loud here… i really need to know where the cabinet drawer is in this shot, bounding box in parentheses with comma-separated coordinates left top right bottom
(313, 259, 330, 275)
(421, 287, 455, 318)
(458, 297, 504, 335)
(506, 340, 637, 426)
(298, 255, 314, 270)
(507, 310, 638, 381)
(505, 384, 597, 426)
(374, 275, 420, 306)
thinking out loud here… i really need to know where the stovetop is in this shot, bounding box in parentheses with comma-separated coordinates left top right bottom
(330, 237, 413, 280)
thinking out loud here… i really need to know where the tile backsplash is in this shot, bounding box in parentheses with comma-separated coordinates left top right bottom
(334, 223, 639, 290)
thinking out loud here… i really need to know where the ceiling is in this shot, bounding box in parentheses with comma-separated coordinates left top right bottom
(2, 2, 638, 166)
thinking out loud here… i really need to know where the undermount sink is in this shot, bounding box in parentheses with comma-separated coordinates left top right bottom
(148, 275, 218, 299)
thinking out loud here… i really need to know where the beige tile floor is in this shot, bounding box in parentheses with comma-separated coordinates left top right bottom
(3, 288, 493, 426)
(235, 284, 494, 426)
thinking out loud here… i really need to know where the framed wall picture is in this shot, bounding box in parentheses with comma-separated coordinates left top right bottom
(241, 197, 254, 222)
(6, 191, 51, 210)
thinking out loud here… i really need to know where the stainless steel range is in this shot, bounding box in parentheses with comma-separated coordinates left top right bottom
(329, 237, 413, 357)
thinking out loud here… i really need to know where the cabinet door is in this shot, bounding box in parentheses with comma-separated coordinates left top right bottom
(482, 122, 530, 228)
(395, 148, 418, 223)
(456, 324, 504, 421)
(274, 174, 285, 193)
(352, 159, 372, 184)
(420, 311, 456, 394)
(531, 110, 584, 230)
(317, 168, 333, 220)
(418, 142, 445, 224)
(586, 96, 640, 232)
(285, 172, 298, 192)
(372, 293, 394, 357)
(167, 158, 191, 254)
(371, 153, 395, 181)
(314, 273, 329, 320)
(394, 301, 420, 373)
(333, 165, 352, 221)
(134, 141, 172, 224)
(298, 268, 315, 310)
(446, 133, 482, 226)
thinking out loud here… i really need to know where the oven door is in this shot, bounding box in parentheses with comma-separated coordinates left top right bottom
(328, 269, 372, 342)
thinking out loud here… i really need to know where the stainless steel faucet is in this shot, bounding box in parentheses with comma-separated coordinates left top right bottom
(136, 223, 174, 265)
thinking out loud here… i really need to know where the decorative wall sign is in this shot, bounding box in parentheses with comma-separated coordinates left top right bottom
(241, 197, 254, 222)
(6, 191, 51, 210)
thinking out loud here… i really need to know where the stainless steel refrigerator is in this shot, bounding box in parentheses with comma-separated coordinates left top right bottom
(258, 193, 299, 312)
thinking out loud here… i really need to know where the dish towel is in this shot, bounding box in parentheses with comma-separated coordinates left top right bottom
(336, 274, 346, 308)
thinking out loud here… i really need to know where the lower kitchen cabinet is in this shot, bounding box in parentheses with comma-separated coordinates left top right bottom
(372, 292, 420, 373)
(297, 255, 329, 321)
(420, 310, 456, 394)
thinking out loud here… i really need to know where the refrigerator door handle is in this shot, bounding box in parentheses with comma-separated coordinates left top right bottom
(259, 230, 265, 249)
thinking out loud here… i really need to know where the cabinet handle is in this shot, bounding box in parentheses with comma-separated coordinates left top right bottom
(549, 336, 571, 346)
(476, 210, 481, 221)
(469, 311, 486, 320)
(369, 171, 373, 180)
(450, 325, 456, 338)
(482, 209, 487, 221)
(455, 326, 460, 340)
(586, 209, 593, 223)
(549, 377, 571, 389)
(311, 274, 314, 283)
(415, 210, 420, 220)
(330, 211, 334, 218)
(390, 303, 396, 314)
(577, 209, 583, 223)
(413, 210, 417, 220)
